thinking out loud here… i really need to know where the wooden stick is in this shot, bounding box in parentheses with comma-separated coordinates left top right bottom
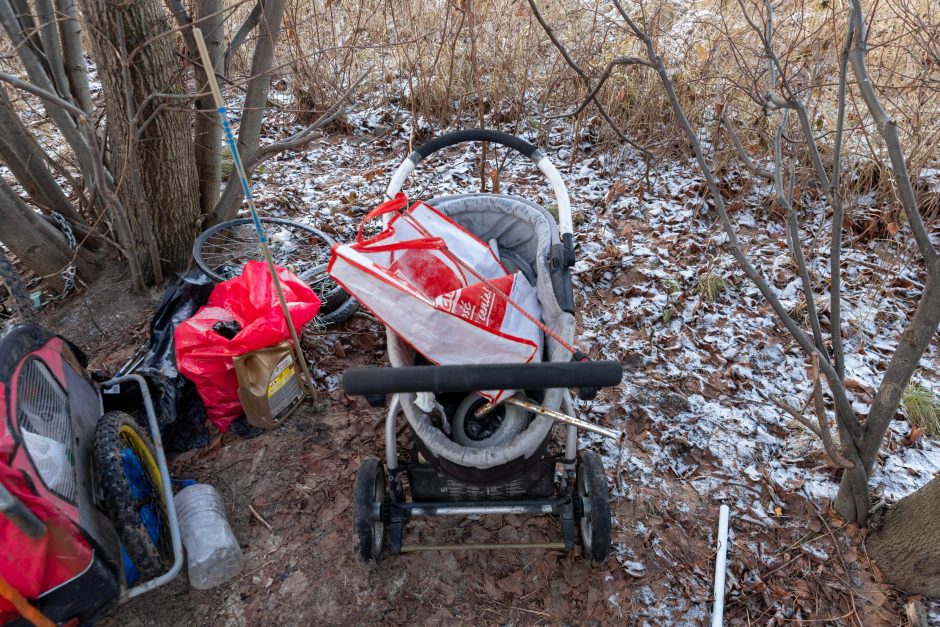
(192, 27, 317, 402)
(248, 503, 273, 532)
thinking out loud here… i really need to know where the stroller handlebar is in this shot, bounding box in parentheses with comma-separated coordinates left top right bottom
(385, 129, 574, 237)
(342, 360, 623, 396)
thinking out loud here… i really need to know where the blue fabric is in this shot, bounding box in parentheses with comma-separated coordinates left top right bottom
(122, 546, 140, 586)
(120, 447, 163, 563)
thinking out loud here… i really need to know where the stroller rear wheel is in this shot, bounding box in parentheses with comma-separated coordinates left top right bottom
(94, 411, 171, 580)
(353, 457, 386, 564)
(577, 452, 612, 564)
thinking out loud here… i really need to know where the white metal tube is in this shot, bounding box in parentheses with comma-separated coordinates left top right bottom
(385, 395, 401, 470)
(112, 375, 183, 601)
(535, 155, 573, 236)
(711, 504, 730, 626)
(385, 158, 417, 201)
(385, 151, 573, 237)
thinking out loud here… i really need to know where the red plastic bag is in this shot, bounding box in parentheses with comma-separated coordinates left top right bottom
(175, 261, 320, 431)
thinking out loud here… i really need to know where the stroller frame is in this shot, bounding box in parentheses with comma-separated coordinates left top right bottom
(100, 373, 183, 602)
(342, 130, 623, 563)
(382, 394, 579, 554)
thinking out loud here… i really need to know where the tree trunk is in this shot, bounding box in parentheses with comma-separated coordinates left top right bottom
(33, 0, 72, 100)
(0, 0, 97, 178)
(0, 246, 37, 323)
(55, 0, 94, 115)
(0, 180, 97, 290)
(835, 262, 940, 522)
(0, 82, 88, 226)
(866, 475, 940, 597)
(80, 0, 201, 281)
(207, 0, 287, 225)
(193, 0, 223, 218)
(0, 92, 74, 219)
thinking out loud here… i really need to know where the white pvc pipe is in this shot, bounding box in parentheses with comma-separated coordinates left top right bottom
(711, 504, 730, 627)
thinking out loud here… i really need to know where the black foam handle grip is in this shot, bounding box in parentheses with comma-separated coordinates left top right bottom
(342, 361, 623, 396)
(412, 129, 541, 162)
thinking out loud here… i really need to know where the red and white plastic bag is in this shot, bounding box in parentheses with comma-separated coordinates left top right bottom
(328, 193, 542, 403)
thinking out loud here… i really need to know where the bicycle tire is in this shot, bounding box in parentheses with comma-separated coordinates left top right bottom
(314, 296, 359, 328)
(193, 217, 347, 308)
(0, 248, 36, 324)
(94, 411, 171, 580)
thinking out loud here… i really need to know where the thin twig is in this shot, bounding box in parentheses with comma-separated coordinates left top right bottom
(248, 503, 273, 532)
(526, 0, 652, 157)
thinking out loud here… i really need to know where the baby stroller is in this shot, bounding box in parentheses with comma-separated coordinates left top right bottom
(340, 130, 623, 563)
(0, 324, 181, 625)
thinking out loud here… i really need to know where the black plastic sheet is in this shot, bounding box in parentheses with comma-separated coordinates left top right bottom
(135, 269, 214, 451)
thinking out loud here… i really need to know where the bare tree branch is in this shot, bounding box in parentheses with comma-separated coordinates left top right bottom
(247, 70, 369, 167)
(829, 10, 854, 381)
(772, 108, 827, 358)
(33, 0, 71, 99)
(207, 0, 289, 225)
(547, 56, 653, 120)
(0, 70, 85, 118)
(718, 111, 773, 180)
(55, 0, 94, 114)
(527, 0, 652, 158)
(79, 120, 146, 292)
(224, 0, 264, 77)
(608, 0, 863, 447)
(0, 3, 97, 179)
(809, 354, 854, 469)
(845, 0, 937, 266)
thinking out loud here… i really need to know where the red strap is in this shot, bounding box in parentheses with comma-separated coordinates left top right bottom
(358, 192, 408, 243)
(355, 236, 447, 254)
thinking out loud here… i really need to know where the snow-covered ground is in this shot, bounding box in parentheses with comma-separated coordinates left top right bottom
(251, 103, 940, 504)
(241, 102, 940, 619)
(4, 86, 937, 619)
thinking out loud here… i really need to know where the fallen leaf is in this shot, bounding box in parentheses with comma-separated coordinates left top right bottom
(901, 426, 925, 447)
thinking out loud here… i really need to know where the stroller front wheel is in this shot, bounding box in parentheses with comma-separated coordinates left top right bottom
(353, 457, 386, 564)
(577, 452, 612, 564)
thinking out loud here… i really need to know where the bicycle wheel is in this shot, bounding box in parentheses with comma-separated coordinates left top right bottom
(193, 217, 346, 309)
(297, 263, 349, 313)
(94, 411, 171, 580)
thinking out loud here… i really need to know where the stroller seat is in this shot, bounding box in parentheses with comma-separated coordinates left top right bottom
(386, 194, 577, 482)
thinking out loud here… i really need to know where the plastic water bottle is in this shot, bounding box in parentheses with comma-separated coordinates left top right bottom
(174, 484, 245, 589)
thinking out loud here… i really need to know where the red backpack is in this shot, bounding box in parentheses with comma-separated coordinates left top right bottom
(0, 324, 122, 625)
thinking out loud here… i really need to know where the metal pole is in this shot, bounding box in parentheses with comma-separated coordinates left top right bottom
(712, 504, 730, 626)
(192, 28, 316, 402)
(504, 397, 623, 441)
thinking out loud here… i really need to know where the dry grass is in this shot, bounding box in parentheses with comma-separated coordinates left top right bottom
(902, 382, 940, 436)
(693, 273, 728, 303)
(257, 0, 939, 232)
(2, 0, 936, 232)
